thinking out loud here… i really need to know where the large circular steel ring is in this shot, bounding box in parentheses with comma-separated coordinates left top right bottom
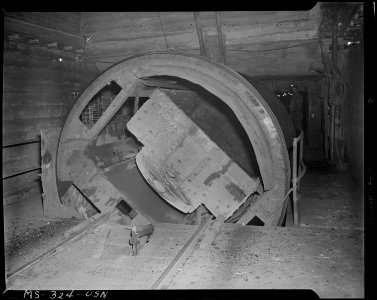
(56, 51, 293, 226)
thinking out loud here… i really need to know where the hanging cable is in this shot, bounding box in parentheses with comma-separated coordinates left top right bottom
(319, 39, 349, 106)
(319, 33, 349, 167)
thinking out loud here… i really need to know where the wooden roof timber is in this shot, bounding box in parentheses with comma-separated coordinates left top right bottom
(2, 8, 356, 78)
(83, 36, 338, 78)
(81, 18, 320, 50)
(4, 16, 85, 50)
(79, 8, 327, 77)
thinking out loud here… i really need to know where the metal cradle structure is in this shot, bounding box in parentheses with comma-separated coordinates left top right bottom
(43, 51, 296, 228)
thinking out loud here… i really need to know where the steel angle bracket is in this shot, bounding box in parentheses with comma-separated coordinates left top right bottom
(127, 89, 260, 219)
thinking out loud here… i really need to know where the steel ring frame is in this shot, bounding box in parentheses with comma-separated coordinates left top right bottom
(56, 51, 291, 226)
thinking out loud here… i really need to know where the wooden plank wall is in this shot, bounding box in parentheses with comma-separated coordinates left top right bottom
(80, 7, 334, 78)
(81, 10, 320, 56)
(3, 13, 94, 205)
(4, 12, 81, 35)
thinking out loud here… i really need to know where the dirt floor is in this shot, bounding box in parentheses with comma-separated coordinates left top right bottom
(3, 195, 81, 276)
(6, 214, 363, 297)
(298, 161, 363, 230)
(167, 224, 363, 297)
(7, 222, 199, 290)
(3, 153, 364, 295)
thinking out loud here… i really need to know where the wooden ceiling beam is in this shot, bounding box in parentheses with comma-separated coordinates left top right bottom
(4, 16, 85, 49)
(193, 12, 207, 58)
(215, 12, 226, 65)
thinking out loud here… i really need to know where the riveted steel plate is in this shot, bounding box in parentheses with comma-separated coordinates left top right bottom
(127, 89, 260, 218)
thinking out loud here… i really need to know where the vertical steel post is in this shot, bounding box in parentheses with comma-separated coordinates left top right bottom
(292, 137, 299, 226)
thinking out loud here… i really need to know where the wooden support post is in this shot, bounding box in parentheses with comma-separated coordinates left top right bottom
(323, 78, 329, 161)
(338, 104, 345, 170)
(329, 105, 335, 162)
(329, 11, 339, 164)
(194, 12, 207, 58)
(298, 132, 305, 190)
(215, 12, 226, 65)
(292, 130, 306, 225)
